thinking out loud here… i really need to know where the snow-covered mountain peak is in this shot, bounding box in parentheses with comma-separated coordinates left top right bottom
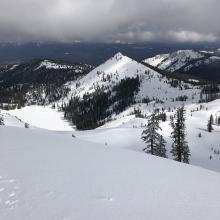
(143, 49, 205, 72)
(143, 49, 220, 80)
(64, 52, 200, 106)
(66, 53, 156, 98)
(111, 52, 125, 60)
(105, 53, 134, 71)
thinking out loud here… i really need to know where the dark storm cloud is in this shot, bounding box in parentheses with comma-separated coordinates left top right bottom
(0, 0, 219, 43)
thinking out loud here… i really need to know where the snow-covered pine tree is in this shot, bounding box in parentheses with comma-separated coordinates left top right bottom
(141, 112, 166, 157)
(207, 114, 214, 132)
(156, 135, 167, 158)
(170, 107, 190, 163)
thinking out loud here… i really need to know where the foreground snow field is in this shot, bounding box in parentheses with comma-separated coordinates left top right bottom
(6, 106, 73, 131)
(0, 126, 220, 220)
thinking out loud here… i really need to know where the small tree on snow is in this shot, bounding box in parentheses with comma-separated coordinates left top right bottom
(207, 115, 214, 132)
(141, 112, 167, 158)
(170, 107, 190, 163)
(24, 123, 29, 128)
(0, 116, 4, 125)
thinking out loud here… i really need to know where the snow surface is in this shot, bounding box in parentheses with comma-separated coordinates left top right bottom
(0, 125, 220, 220)
(5, 106, 73, 131)
(0, 112, 26, 128)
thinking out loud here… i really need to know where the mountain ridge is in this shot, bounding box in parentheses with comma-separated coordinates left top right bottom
(143, 49, 220, 81)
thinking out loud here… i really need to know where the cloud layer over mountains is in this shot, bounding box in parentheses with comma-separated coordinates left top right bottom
(0, 0, 219, 43)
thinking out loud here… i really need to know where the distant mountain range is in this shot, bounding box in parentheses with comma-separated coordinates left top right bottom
(143, 49, 220, 81)
(0, 59, 93, 106)
(2, 52, 218, 129)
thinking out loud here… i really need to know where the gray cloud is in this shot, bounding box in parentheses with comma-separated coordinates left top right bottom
(0, 0, 219, 43)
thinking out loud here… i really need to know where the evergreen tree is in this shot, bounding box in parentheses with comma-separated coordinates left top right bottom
(141, 112, 166, 156)
(207, 114, 214, 132)
(0, 116, 4, 125)
(24, 123, 29, 128)
(156, 135, 167, 158)
(170, 107, 190, 163)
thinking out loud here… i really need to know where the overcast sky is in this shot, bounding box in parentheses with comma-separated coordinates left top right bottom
(0, 0, 219, 43)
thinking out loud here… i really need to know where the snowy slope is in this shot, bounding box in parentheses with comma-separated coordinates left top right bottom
(0, 126, 220, 220)
(143, 49, 220, 79)
(143, 50, 205, 72)
(0, 112, 26, 128)
(77, 99, 220, 172)
(66, 52, 144, 97)
(65, 52, 200, 102)
(143, 53, 169, 67)
(6, 106, 73, 131)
